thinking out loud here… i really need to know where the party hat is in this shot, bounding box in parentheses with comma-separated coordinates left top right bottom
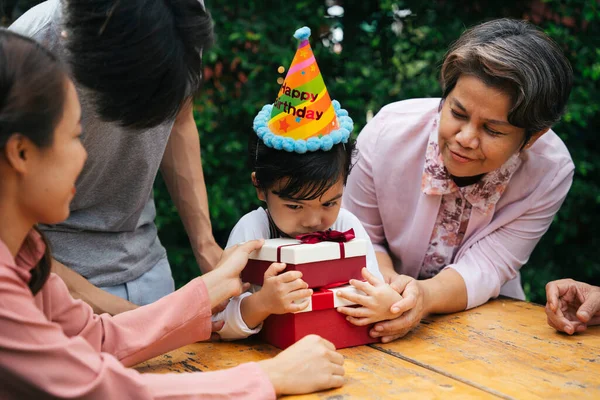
(253, 26, 353, 153)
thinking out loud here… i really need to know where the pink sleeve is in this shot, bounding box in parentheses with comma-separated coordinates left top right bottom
(47, 274, 212, 366)
(343, 113, 388, 254)
(0, 271, 276, 399)
(448, 163, 575, 309)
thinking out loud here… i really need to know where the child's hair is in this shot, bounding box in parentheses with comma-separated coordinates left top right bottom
(249, 132, 356, 200)
(0, 29, 67, 295)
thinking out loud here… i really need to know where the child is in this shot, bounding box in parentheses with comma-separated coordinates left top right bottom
(0, 29, 345, 399)
(215, 27, 403, 341)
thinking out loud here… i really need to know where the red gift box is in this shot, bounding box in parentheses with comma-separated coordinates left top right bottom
(259, 285, 378, 349)
(242, 238, 367, 289)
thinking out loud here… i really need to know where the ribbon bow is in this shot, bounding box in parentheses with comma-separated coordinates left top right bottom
(295, 228, 355, 244)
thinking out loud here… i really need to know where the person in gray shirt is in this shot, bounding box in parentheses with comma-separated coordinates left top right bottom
(10, 0, 223, 314)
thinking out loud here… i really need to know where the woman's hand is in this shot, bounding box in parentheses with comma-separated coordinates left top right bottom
(369, 274, 427, 343)
(255, 262, 313, 315)
(545, 279, 600, 334)
(200, 240, 264, 310)
(336, 268, 403, 325)
(258, 335, 345, 395)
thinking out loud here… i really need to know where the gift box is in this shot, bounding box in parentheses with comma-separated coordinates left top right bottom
(259, 284, 378, 349)
(242, 237, 367, 289)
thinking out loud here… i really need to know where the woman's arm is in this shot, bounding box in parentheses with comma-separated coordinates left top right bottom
(372, 163, 574, 342)
(0, 270, 275, 399)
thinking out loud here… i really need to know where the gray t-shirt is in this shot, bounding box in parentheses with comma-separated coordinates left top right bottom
(10, 0, 173, 286)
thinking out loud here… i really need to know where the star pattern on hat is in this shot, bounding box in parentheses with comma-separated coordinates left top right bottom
(300, 50, 308, 58)
(279, 118, 290, 132)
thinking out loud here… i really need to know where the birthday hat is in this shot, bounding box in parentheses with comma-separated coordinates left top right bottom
(253, 26, 353, 153)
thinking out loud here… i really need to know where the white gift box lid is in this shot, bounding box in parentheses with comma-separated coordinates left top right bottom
(248, 238, 367, 264)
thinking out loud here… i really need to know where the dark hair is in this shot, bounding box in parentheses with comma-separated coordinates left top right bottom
(249, 133, 356, 200)
(440, 18, 573, 145)
(0, 29, 67, 294)
(64, 0, 214, 129)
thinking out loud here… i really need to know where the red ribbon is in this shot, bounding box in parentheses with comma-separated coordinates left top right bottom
(295, 228, 355, 244)
(311, 282, 354, 311)
(295, 228, 355, 259)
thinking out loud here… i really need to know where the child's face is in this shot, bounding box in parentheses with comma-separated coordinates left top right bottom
(22, 79, 87, 224)
(257, 176, 344, 238)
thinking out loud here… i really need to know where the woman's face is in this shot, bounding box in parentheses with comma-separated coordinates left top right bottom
(22, 79, 87, 224)
(438, 75, 533, 178)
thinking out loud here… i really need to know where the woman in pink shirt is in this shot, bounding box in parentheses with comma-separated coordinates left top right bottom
(0, 30, 345, 399)
(340, 19, 575, 342)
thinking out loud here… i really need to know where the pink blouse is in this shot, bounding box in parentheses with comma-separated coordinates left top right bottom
(343, 98, 574, 308)
(0, 231, 275, 399)
(420, 119, 521, 278)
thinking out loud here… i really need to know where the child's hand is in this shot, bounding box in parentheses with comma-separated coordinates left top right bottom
(336, 268, 403, 326)
(256, 262, 313, 315)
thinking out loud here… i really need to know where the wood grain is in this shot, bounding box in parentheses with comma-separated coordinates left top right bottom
(135, 339, 497, 399)
(373, 298, 600, 399)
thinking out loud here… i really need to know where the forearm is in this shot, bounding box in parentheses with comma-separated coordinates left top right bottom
(375, 250, 397, 283)
(421, 268, 468, 315)
(160, 102, 222, 272)
(240, 293, 270, 329)
(51, 259, 138, 315)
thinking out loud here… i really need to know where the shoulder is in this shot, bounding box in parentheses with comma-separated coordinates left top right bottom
(527, 129, 573, 171)
(357, 98, 439, 152)
(518, 129, 574, 189)
(226, 208, 270, 248)
(9, 0, 60, 43)
(378, 98, 441, 119)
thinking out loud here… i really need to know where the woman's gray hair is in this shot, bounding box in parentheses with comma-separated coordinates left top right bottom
(440, 18, 573, 142)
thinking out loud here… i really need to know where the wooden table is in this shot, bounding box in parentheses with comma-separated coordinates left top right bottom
(135, 298, 600, 399)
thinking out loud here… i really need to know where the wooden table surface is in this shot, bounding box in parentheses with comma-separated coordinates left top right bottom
(135, 298, 600, 399)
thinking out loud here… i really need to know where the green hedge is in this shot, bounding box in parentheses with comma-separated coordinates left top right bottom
(7, 0, 599, 304)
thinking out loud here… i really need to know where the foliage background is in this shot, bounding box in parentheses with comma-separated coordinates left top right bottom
(4, 0, 599, 304)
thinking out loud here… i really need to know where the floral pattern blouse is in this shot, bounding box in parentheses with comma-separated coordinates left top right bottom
(420, 119, 521, 279)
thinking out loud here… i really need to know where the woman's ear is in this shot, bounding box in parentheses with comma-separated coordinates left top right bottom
(251, 172, 266, 202)
(3, 134, 30, 174)
(524, 128, 550, 150)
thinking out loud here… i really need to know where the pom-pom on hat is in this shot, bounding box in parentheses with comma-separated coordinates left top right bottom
(253, 26, 353, 154)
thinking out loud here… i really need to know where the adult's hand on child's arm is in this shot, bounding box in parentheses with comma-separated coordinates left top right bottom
(372, 269, 467, 343)
(258, 335, 345, 396)
(336, 268, 403, 326)
(241, 262, 313, 329)
(545, 279, 600, 334)
(369, 273, 425, 343)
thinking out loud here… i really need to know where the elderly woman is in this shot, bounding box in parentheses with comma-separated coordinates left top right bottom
(341, 19, 574, 342)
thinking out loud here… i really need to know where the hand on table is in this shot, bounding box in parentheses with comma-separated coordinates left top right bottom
(545, 279, 600, 334)
(258, 335, 345, 395)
